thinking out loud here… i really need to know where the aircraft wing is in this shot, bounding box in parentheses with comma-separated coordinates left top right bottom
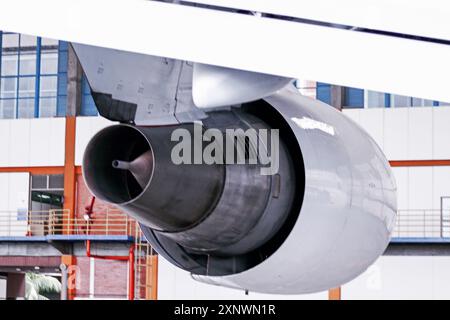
(0, 0, 449, 103)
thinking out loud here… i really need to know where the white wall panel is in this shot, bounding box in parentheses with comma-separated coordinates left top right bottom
(9, 172, 29, 211)
(29, 118, 65, 167)
(49, 118, 66, 166)
(0, 172, 29, 236)
(391, 167, 408, 210)
(29, 118, 52, 166)
(383, 108, 408, 160)
(0, 174, 12, 236)
(0, 120, 11, 167)
(408, 167, 433, 210)
(358, 109, 384, 150)
(0, 106, 447, 169)
(0, 174, 10, 212)
(433, 108, 450, 159)
(158, 257, 327, 300)
(75, 117, 92, 166)
(8, 172, 29, 236)
(408, 108, 433, 160)
(432, 167, 450, 210)
(9, 119, 30, 167)
(0, 118, 65, 167)
(352, 106, 450, 162)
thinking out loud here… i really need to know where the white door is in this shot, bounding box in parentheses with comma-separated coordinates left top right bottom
(0, 172, 30, 236)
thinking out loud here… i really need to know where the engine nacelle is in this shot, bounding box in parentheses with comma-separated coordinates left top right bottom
(82, 87, 396, 294)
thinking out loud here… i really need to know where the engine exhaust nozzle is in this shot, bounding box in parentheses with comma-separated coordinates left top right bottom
(82, 124, 224, 232)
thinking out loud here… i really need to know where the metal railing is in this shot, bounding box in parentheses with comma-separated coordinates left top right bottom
(1, 208, 450, 240)
(134, 227, 157, 300)
(392, 209, 450, 239)
(0, 208, 136, 237)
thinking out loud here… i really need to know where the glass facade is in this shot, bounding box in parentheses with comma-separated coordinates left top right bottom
(0, 31, 97, 119)
(316, 82, 446, 109)
(81, 74, 98, 116)
(1, 32, 447, 117)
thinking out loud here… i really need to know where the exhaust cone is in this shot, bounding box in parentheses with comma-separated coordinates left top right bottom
(112, 150, 153, 189)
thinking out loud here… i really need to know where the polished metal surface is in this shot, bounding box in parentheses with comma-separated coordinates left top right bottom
(83, 124, 224, 231)
(82, 78, 396, 293)
(192, 63, 292, 108)
(194, 87, 397, 293)
(83, 109, 296, 257)
(160, 110, 295, 255)
(112, 150, 153, 189)
(72, 44, 207, 125)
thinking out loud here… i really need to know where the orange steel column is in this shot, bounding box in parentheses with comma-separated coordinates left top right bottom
(328, 287, 341, 300)
(145, 255, 158, 300)
(128, 245, 135, 300)
(328, 86, 343, 301)
(61, 255, 77, 300)
(63, 116, 77, 234)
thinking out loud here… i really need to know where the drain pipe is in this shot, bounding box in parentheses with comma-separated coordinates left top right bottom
(60, 263, 68, 300)
(86, 240, 135, 300)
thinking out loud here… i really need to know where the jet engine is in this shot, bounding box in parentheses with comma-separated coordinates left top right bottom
(82, 86, 396, 294)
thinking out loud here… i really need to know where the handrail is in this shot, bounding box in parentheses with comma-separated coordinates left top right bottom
(0, 209, 137, 237)
(393, 209, 450, 239)
(1, 208, 450, 239)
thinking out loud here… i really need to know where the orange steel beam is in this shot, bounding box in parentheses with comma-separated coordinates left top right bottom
(63, 116, 77, 235)
(389, 160, 450, 167)
(1, 160, 449, 176)
(61, 255, 77, 300)
(328, 287, 341, 300)
(0, 166, 64, 174)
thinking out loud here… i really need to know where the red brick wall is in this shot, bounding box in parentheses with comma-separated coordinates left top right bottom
(0, 256, 129, 299)
(0, 256, 60, 267)
(75, 256, 128, 299)
(71, 174, 140, 299)
(75, 256, 90, 298)
(94, 258, 128, 299)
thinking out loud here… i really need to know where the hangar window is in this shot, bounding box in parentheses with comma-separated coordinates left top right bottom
(30, 174, 64, 211)
(0, 31, 67, 118)
(366, 90, 386, 108)
(315, 82, 446, 108)
(29, 174, 64, 236)
(344, 87, 364, 108)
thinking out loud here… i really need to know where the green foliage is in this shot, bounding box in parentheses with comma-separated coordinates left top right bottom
(25, 273, 61, 300)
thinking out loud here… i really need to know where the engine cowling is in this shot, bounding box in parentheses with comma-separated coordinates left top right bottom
(82, 87, 396, 294)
